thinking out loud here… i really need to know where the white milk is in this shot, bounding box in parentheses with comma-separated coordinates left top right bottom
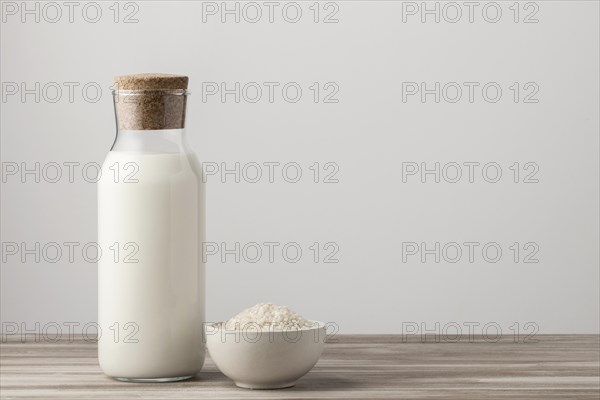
(98, 151, 205, 380)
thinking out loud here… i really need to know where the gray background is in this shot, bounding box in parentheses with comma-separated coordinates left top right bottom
(1, 1, 599, 334)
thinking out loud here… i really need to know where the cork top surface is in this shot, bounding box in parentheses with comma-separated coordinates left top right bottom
(114, 73, 189, 90)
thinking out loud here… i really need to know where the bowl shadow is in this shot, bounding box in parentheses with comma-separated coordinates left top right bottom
(190, 370, 360, 392)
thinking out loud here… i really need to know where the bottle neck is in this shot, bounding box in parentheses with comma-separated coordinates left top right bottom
(110, 129, 189, 153)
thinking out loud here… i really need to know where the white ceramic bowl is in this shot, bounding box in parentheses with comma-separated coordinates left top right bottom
(205, 321, 326, 389)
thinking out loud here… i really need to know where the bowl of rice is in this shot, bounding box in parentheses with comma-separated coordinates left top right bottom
(205, 303, 326, 389)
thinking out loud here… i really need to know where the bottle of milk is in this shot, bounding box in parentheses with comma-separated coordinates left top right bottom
(98, 74, 205, 381)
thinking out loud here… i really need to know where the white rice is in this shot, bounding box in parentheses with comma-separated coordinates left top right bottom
(224, 303, 313, 331)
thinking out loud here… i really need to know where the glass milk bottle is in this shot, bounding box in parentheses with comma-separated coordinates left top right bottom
(98, 74, 205, 381)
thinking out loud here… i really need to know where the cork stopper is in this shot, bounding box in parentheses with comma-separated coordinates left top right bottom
(113, 73, 189, 130)
(115, 73, 189, 91)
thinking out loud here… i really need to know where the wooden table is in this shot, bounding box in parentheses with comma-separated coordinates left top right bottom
(1, 335, 599, 399)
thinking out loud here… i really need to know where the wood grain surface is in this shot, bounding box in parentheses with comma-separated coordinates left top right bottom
(1, 335, 599, 399)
